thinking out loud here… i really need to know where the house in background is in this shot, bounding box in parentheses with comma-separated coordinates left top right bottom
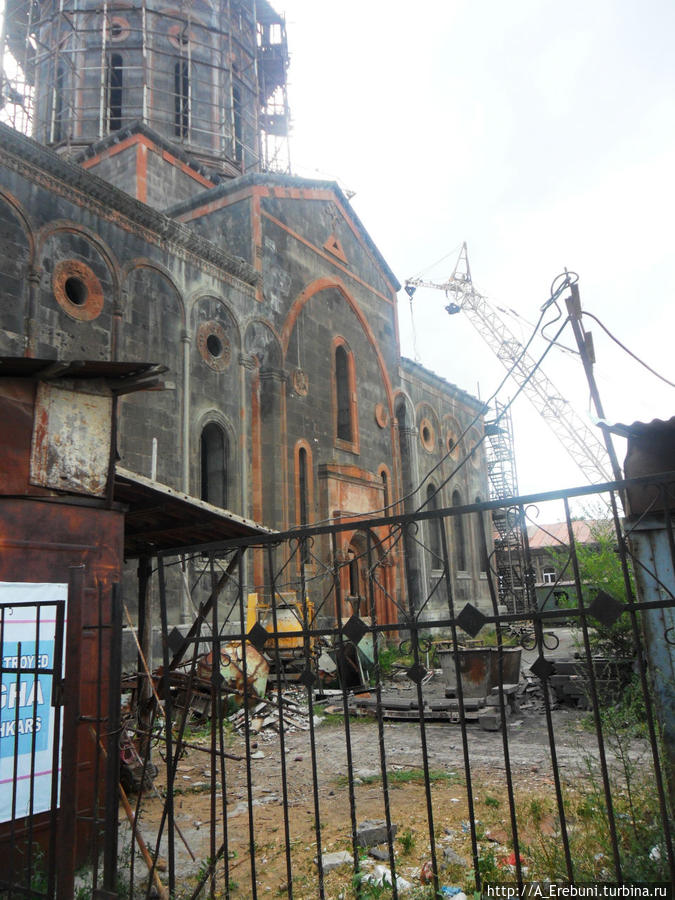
(526, 520, 605, 610)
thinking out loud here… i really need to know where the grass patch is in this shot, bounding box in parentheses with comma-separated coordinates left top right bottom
(336, 767, 462, 788)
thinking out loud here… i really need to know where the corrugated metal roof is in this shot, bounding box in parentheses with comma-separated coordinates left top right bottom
(526, 519, 603, 549)
(0, 357, 166, 394)
(115, 466, 275, 557)
(602, 416, 675, 439)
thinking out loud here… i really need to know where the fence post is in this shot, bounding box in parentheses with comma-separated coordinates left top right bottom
(627, 516, 675, 807)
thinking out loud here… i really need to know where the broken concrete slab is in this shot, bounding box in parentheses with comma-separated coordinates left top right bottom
(315, 850, 353, 872)
(357, 819, 398, 848)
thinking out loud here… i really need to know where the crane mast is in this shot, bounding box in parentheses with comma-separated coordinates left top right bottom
(405, 243, 613, 487)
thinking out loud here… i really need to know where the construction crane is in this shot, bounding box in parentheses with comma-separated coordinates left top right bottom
(405, 244, 614, 613)
(404, 243, 613, 487)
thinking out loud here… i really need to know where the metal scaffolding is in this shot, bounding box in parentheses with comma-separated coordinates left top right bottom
(485, 400, 528, 613)
(0, 0, 291, 174)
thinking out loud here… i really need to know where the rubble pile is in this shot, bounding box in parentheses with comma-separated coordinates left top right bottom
(227, 688, 313, 739)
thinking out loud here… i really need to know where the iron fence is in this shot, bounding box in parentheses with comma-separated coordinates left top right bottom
(2, 475, 675, 897)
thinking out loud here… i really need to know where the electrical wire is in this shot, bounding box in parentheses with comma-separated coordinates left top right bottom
(408, 242, 462, 282)
(582, 311, 675, 390)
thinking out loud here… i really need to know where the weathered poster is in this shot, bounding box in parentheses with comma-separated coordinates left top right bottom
(0, 582, 68, 824)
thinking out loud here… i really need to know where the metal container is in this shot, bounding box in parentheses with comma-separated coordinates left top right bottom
(438, 647, 493, 699)
(490, 647, 522, 686)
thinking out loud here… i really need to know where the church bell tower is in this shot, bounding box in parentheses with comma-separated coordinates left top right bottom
(1, 0, 290, 180)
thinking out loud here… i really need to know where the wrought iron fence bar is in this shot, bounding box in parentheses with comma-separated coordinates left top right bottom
(303, 542, 325, 899)
(266, 542, 295, 899)
(103, 582, 122, 893)
(437, 516, 482, 892)
(330, 530, 360, 896)
(158, 472, 675, 558)
(236, 547, 259, 900)
(478, 509, 526, 886)
(209, 553, 219, 899)
(157, 554, 176, 895)
(89, 581, 104, 893)
(522, 510, 576, 881)
(402, 522, 440, 898)
(47, 597, 66, 900)
(24, 604, 41, 891)
(365, 529, 399, 900)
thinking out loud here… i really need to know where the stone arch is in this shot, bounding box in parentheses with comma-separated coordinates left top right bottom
(195, 408, 238, 510)
(37, 220, 120, 295)
(0, 190, 34, 355)
(244, 317, 282, 369)
(282, 277, 394, 419)
(121, 258, 185, 324)
(36, 224, 118, 359)
(118, 262, 185, 486)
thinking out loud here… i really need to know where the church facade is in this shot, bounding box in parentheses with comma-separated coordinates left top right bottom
(0, 0, 491, 626)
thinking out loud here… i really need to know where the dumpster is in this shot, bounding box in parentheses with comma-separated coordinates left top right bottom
(437, 647, 493, 699)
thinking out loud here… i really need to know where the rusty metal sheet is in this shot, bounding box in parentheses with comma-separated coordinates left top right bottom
(198, 641, 269, 707)
(29, 379, 113, 497)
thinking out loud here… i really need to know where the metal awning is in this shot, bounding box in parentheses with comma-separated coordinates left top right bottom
(0, 357, 167, 394)
(114, 466, 275, 557)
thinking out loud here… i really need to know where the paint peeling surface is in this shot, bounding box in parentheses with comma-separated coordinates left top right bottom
(29, 380, 113, 496)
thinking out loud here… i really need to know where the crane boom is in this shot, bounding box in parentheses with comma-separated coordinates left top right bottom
(405, 244, 613, 486)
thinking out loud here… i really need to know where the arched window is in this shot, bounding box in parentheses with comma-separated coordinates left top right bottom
(475, 495, 489, 573)
(108, 53, 123, 132)
(334, 341, 357, 448)
(452, 490, 467, 572)
(52, 61, 66, 142)
(335, 344, 351, 441)
(233, 84, 243, 163)
(380, 468, 389, 511)
(174, 59, 190, 137)
(427, 483, 443, 569)
(295, 442, 313, 564)
(201, 423, 228, 508)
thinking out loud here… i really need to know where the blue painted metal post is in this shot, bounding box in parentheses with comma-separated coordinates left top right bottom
(628, 515, 675, 805)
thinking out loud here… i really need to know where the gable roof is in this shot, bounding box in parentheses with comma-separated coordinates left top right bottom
(166, 171, 401, 291)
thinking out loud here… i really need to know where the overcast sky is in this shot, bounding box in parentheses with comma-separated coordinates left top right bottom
(280, 0, 675, 510)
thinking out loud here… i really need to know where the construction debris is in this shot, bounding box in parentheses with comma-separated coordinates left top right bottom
(227, 688, 312, 738)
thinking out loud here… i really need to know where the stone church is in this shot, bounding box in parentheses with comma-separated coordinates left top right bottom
(0, 0, 491, 626)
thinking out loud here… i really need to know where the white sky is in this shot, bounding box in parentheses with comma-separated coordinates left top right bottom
(280, 0, 675, 510)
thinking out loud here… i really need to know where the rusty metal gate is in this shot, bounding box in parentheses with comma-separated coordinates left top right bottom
(106, 472, 674, 899)
(0, 576, 123, 900)
(5, 475, 675, 898)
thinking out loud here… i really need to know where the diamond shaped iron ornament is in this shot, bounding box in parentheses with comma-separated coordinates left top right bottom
(167, 626, 185, 655)
(456, 603, 488, 638)
(406, 662, 428, 685)
(530, 655, 555, 680)
(342, 614, 369, 646)
(247, 621, 270, 654)
(588, 589, 625, 627)
(298, 667, 317, 689)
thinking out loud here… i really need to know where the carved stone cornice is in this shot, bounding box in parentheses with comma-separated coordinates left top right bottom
(0, 122, 259, 293)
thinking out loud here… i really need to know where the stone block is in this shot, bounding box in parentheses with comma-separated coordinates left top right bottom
(357, 819, 397, 848)
(315, 850, 353, 872)
(478, 708, 501, 731)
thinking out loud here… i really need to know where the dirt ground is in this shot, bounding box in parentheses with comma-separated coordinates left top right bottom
(122, 692, 645, 899)
(119, 630, 656, 898)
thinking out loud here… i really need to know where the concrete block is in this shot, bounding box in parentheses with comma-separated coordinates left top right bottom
(316, 850, 353, 872)
(478, 708, 502, 731)
(357, 819, 398, 848)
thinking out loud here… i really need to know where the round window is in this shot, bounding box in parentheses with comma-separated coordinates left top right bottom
(419, 417, 436, 453)
(197, 321, 231, 372)
(53, 260, 104, 321)
(109, 17, 131, 42)
(374, 402, 389, 429)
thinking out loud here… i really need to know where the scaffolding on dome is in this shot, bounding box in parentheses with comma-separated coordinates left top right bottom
(0, 0, 291, 174)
